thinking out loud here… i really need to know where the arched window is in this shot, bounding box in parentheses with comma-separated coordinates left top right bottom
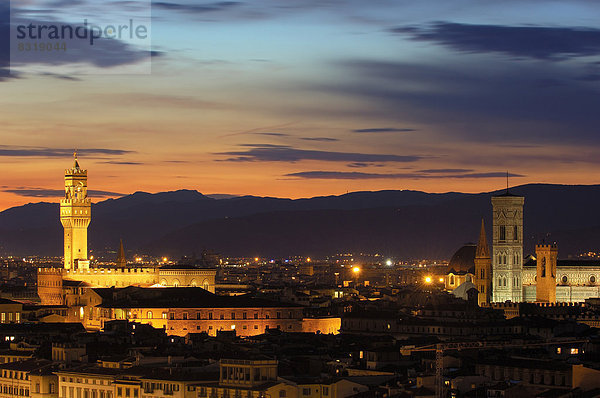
(147, 311, 153, 319)
(450, 275, 455, 285)
(203, 279, 210, 291)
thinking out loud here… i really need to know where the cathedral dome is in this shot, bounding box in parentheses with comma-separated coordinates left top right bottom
(447, 244, 476, 274)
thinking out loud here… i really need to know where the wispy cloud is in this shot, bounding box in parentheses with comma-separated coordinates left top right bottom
(419, 168, 474, 173)
(99, 161, 144, 165)
(348, 162, 385, 168)
(353, 128, 417, 133)
(327, 59, 600, 144)
(286, 171, 524, 180)
(300, 137, 339, 142)
(0, 3, 14, 82)
(153, 1, 241, 14)
(253, 132, 289, 137)
(215, 145, 423, 163)
(393, 22, 600, 60)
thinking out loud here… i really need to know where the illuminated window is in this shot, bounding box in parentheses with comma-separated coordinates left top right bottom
(556, 347, 561, 354)
(162, 312, 167, 319)
(570, 348, 579, 355)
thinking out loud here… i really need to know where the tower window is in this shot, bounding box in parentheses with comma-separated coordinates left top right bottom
(541, 257, 546, 277)
(499, 226, 506, 241)
(514, 225, 518, 241)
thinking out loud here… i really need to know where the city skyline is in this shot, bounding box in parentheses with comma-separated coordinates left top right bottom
(2, 0, 600, 210)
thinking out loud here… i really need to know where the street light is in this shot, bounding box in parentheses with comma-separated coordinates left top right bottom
(424, 276, 432, 284)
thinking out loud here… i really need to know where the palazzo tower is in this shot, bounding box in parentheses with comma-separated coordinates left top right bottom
(60, 153, 91, 270)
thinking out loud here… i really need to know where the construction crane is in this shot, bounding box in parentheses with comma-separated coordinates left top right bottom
(402, 338, 589, 398)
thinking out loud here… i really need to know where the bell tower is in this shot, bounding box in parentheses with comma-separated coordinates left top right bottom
(535, 244, 557, 303)
(491, 191, 524, 303)
(60, 152, 91, 270)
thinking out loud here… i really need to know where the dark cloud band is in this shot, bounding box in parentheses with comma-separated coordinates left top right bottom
(215, 145, 423, 163)
(286, 171, 524, 180)
(0, 146, 134, 157)
(393, 22, 600, 60)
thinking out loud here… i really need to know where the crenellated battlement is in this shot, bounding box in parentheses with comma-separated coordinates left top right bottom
(64, 267, 158, 275)
(65, 168, 87, 175)
(536, 244, 558, 250)
(38, 267, 64, 274)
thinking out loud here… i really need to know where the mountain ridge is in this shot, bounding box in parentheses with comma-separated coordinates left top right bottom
(1, 184, 599, 259)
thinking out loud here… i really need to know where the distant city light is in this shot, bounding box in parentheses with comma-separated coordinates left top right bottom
(439, 277, 444, 283)
(162, 257, 167, 262)
(385, 259, 392, 266)
(90, 255, 94, 260)
(135, 257, 142, 262)
(254, 257, 259, 262)
(424, 276, 432, 284)
(306, 257, 311, 262)
(352, 266, 360, 274)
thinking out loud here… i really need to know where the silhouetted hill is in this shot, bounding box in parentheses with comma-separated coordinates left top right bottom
(1, 184, 600, 259)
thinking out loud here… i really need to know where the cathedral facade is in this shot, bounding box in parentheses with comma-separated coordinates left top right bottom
(37, 156, 216, 306)
(447, 189, 600, 304)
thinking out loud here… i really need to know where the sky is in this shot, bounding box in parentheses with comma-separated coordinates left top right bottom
(1, 0, 600, 210)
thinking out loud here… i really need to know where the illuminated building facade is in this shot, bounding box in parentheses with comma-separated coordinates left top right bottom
(37, 157, 216, 306)
(445, 190, 600, 304)
(60, 287, 339, 337)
